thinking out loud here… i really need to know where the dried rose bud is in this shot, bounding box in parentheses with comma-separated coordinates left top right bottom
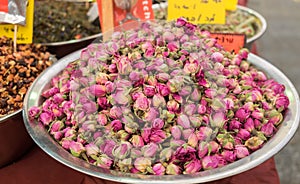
(167, 99, 180, 112)
(228, 119, 242, 131)
(111, 119, 122, 132)
(184, 103, 196, 116)
(105, 81, 115, 93)
(189, 115, 201, 128)
(141, 142, 159, 157)
(160, 148, 174, 162)
(97, 97, 110, 109)
(210, 111, 226, 128)
(39, 112, 54, 126)
(196, 126, 213, 141)
(29, 106, 41, 119)
(217, 132, 235, 150)
(198, 142, 208, 159)
(130, 135, 145, 148)
(157, 83, 170, 96)
(152, 118, 164, 129)
(144, 108, 159, 122)
(184, 159, 202, 174)
(209, 141, 220, 154)
(134, 157, 152, 173)
(211, 52, 224, 62)
(49, 120, 64, 133)
(143, 84, 156, 97)
(221, 150, 236, 163)
(190, 88, 201, 102)
(152, 94, 166, 108)
(234, 145, 250, 159)
(275, 94, 290, 111)
(150, 129, 167, 143)
(109, 106, 122, 119)
(42, 87, 60, 98)
(202, 155, 219, 170)
(188, 132, 198, 148)
(235, 108, 250, 122)
(83, 101, 98, 114)
(251, 109, 264, 120)
(152, 163, 166, 175)
(99, 139, 116, 158)
(85, 143, 100, 157)
(52, 93, 65, 105)
(97, 113, 107, 126)
(171, 125, 182, 140)
(245, 136, 264, 151)
(112, 142, 132, 160)
(261, 122, 277, 137)
(97, 155, 113, 169)
(156, 73, 170, 83)
(166, 163, 181, 175)
(69, 141, 85, 157)
(178, 86, 192, 96)
(177, 114, 191, 129)
(133, 96, 150, 111)
(237, 129, 251, 141)
(244, 118, 255, 132)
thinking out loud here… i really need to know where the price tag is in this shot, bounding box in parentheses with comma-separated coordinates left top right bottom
(168, 0, 226, 24)
(0, 0, 34, 44)
(0, 0, 8, 13)
(224, 0, 238, 11)
(210, 33, 246, 53)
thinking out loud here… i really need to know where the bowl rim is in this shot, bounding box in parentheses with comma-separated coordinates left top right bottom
(22, 51, 300, 184)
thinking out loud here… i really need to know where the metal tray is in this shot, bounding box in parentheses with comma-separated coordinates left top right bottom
(22, 50, 299, 183)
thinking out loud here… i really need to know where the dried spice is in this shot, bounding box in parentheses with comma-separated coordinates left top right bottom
(33, 0, 101, 43)
(0, 36, 53, 117)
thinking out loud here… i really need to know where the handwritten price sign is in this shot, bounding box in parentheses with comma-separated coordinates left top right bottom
(210, 33, 246, 53)
(168, 0, 226, 24)
(0, 0, 34, 44)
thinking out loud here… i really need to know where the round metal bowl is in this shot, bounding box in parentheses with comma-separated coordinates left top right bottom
(0, 110, 34, 168)
(23, 50, 300, 183)
(153, 3, 267, 50)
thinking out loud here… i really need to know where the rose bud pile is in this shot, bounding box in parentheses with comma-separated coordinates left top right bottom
(28, 18, 289, 175)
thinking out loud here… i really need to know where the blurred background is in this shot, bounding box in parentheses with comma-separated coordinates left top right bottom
(248, 0, 300, 184)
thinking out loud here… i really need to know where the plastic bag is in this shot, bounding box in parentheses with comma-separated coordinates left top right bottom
(0, 0, 28, 25)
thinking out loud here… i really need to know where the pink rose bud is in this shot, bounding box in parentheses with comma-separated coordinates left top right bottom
(69, 141, 85, 157)
(209, 141, 220, 154)
(83, 101, 98, 114)
(61, 138, 72, 150)
(97, 97, 110, 109)
(178, 86, 192, 97)
(143, 84, 156, 97)
(112, 142, 132, 160)
(150, 130, 167, 143)
(167, 100, 180, 112)
(108, 63, 117, 73)
(134, 96, 150, 111)
(210, 111, 226, 128)
(237, 129, 251, 140)
(184, 159, 202, 174)
(99, 140, 116, 158)
(261, 122, 276, 137)
(152, 163, 166, 175)
(190, 88, 202, 102)
(147, 75, 157, 86)
(221, 150, 237, 163)
(167, 41, 179, 52)
(85, 143, 100, 157)
(97, 155, 113, 169)
(134, 157, 152, 173)
(50, 120, 64, 132)
(197, 104, 207, 115)
(152, 118, 164, 129)
(188, 133, 198, 148)
(156, 73, 170, 83)
(42, 87, 60, 98)
(53, 93, 65, 104)
(275, 94, 290, 111)
(244, 118, 255, 132)
(39, 112, 54, 126)
(204, 88, 216, 99)
(234, 145, 250, 159)
(251, 109, 264, 120)
(177, 114, 191, 129)
(97, 113, 107, 126)
(130, 148, 142, 158)
(196, 126, 213, 141)
(202, 155, 219, 170)
(28, 106, 41, 119)
(141, 142, 159, 157)
(166, 163, 181, 175)
(189, 115, 201, 128)
(245, 136, 264, 151)
(235, 108, 250, 122)
(170, 139, 185, 148)
(171, 125, 182, 140)
(111, 119, 122, 132)
(89, 84, 106, 97)
(211, 52, 224, 62)
(228, 119, 242, 131)
(144, 108, 159, 122)
(152, 94, 166, 108)
(141, 128, 151, 143)
(197, 142, 208, 158)
(217, 132, 234, 150)
(105, 81, 115, 93)
(157, 83, 170, 96)
(117, 56, 133, 75)
(184, 103, 196, 116)
(224, 98, 234, 110)
(109, 106, 122, 119)
(130, 135, 145, 148)
(243, 102, 254, 112)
